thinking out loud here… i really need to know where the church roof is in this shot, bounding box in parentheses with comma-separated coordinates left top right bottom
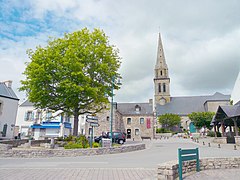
(0, 82, 19, 100)
(156, 92, 230, 116)
(116, 102, 153, 116)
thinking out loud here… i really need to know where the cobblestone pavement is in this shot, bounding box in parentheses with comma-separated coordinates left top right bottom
(0, 168, 157, 180)
(185, 169, 240, 180)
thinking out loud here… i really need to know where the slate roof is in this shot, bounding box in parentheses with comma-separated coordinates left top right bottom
(156, 92, 230, 116)
(20, 99, 34, 107)
(116, 102, 153, 116)
(0, 82, 19, 100)
(218, 105, 240, 118)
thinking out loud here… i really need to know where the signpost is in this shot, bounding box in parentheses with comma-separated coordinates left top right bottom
(86, 115, 99, 148)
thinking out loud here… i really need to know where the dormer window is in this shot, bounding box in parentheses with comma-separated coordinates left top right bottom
(135, 105, 141, 113)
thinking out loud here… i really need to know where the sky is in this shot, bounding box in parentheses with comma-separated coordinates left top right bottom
(1, 0, 240, 103)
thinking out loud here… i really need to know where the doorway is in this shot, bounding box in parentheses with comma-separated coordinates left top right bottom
(127, 129, 131, 139)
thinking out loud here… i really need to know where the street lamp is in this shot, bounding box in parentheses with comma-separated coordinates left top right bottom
(110, 76, 121, 146)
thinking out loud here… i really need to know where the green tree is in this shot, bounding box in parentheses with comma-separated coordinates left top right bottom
(158, 113, 181, 130)
(188, 112, 215, 129)
(20, 28, 121, 136)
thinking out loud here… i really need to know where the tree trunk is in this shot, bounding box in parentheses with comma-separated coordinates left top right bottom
(73, 108, 79, 136)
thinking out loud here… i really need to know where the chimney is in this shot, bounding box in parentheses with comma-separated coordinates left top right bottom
(149, 99, 153, 105)
(4, 80, 12, 88)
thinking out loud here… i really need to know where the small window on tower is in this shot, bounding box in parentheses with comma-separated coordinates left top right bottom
(163, 83, 166, 92)
(160, 71, 162, 76)
(158, 83, 161, 93)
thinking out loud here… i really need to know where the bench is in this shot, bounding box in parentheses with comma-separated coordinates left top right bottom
(141, 136, 151, 141)
(178, 148, 200, 180)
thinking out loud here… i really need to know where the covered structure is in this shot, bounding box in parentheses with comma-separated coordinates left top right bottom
(212, 105, 240, 144)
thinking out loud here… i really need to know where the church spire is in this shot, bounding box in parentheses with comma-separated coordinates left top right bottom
(155, 33, 168, 70)
(154, 33, 170, 106)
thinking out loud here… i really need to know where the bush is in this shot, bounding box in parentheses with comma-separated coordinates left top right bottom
(64, 142, 83, 149)
(207, 131, 221, 137)
(75, 135, 90, 148)
(64, 135, 74, 142)
(156, 128, 172, 133)
(92, 142, 100, 148)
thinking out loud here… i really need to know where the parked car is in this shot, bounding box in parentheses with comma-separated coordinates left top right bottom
(107, 132, 126, 144)
(94, 132, 126, 144)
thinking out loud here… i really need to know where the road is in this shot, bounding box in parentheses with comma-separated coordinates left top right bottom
(0, 138, 239, 179)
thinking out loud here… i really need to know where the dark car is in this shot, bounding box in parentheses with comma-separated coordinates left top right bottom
(107, 132, 126, 144)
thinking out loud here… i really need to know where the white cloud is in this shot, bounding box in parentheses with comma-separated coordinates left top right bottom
(1, 0, 240, 103)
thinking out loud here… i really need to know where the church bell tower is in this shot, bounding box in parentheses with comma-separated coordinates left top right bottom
(154, 33, 170, 106)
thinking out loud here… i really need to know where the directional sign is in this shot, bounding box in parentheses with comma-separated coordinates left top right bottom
(90, 122, 99, 127)
(86, 115, 98, 120)
(86, 115, 98, 123)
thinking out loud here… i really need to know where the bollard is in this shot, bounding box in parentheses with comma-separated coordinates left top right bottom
(208, 143, 211, 147)
(203, 142, 205, 145)
(218, 144, 221, 148)
(50, 138, 55, 149)
(234, 145, 237, 150)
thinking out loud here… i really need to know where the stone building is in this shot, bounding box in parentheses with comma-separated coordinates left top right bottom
(86, 102, 154, 141)
(92, 33, 231, 138)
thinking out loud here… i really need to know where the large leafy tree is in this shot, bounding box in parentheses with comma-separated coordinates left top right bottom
(20, 28, 121, 136)
(188, 112, 215, 129)
(158, 113, 181, 130)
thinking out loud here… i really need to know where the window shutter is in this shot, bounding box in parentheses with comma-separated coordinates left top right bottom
(147, 118, 151, 129)
(24, 112, 27, 121)
(31, 112, 35, 121)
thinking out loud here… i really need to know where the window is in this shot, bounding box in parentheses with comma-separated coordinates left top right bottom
(135, 129, 140, 136)
(106, 116, 109, 121)
(127, 118, 132, 125)
(163, 83, 166, 92)
(160, 71, 162, 76)
(140, 118, 144, 124)
(46, 111, 52, 121)
(0, 101, 3, 115)
(36, 111, 42, 120)
(158, 83, 161, 93)
(135, 105, 141, 112)
(24, 111, 33, 121)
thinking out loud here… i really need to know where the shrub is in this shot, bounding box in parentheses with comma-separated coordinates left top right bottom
(64, 135, 74, 142)
(207, 131, 221, 137)
(156, 128, 172, 133)
(75, 135, 90, 148)
(92, 142, 100, 148)
(64, 142, 83, 149)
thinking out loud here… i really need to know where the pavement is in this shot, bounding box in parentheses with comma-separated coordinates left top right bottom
(0, 137, 240, 180)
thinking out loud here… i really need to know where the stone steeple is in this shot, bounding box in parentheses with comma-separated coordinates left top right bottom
(154, 33, 170, 106)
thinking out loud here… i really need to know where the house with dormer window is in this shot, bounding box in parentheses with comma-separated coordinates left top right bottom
(0, 80, 19, 139)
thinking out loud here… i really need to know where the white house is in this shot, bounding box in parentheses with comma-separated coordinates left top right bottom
(231, 71, 240, 105)
(16, 99, 86, 139)
(0, 80, 19, 139)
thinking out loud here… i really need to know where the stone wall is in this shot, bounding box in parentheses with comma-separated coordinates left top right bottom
(212, 137, 227, 144)
(157, 157, 240, 180)
(0, 143, 145, 158)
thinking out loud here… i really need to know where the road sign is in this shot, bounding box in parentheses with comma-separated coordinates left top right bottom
(90, 122, 99, 127)
(86, 115, 98, 120)
(86, 115, 98, 123)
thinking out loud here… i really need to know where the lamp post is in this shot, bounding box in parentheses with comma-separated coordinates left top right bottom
(110, 76, 121, 146)
(110, 76, 114, 146)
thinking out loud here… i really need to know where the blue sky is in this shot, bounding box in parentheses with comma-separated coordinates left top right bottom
(1, 0, 240, 103)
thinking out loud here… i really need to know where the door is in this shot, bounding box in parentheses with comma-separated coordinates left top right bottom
(127, 129, 131, 139)
(2, 124, 7, 137)
(189, 122, 196, 133)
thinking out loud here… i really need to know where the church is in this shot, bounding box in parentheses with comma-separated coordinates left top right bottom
(88, 33, 231, 140)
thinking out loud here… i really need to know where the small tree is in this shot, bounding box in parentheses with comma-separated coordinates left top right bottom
(188, 112, 215, 129)
(158, 113, 181, 130)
